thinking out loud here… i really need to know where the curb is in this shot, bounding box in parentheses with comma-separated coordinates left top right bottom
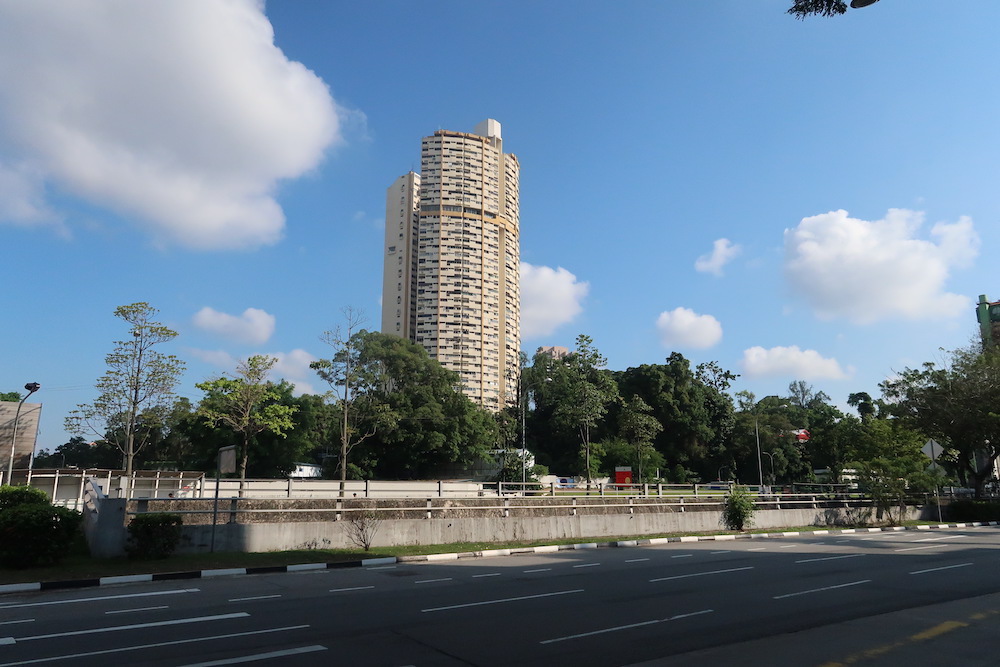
(3, 521, 997, 595)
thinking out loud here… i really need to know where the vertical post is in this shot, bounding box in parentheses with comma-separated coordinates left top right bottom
(437, 480, 443, 498)
(287, 477, 293, 498)
(550, 482, 555, 497)
(51, 470, 60, 505)
(365, 479, 370, 498)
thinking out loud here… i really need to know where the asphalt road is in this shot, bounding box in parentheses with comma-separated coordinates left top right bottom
(1, 526, 999, 666)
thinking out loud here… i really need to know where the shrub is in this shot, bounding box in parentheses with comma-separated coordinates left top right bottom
(345, 510, 381, 551)
(127, 513, 183, 559)
(0, 485, 50, 511)
(0, 504, 82, 568)
(721, 485, 757, 531)
(946, 500, 1000, 523)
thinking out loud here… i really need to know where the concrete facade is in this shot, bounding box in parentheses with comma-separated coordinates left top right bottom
(381, 119, 520, 410)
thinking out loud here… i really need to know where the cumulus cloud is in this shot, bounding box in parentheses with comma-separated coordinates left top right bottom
(784, 209, 978, 324)
(742, 345, 850, 380)
(520, 263, 589, 338)
(655, 308, 722, 349)
(695, 238, 741, 276)
(193, 307, 276, 344)
(186, 347, 318, 394)
(0, 0, 340, 249)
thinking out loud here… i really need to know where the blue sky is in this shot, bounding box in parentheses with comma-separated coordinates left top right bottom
(2, 0, 998, 455)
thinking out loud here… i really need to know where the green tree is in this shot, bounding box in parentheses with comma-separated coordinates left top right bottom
(0, 391, 21, 402)
(196, 355, 298, 481)
(311, 308, 378, 484)
(617, 395, 663, 483)
(33, 436, 120, 469)
(551, 335, 619, 487)
(880, 346, 1000, 498)
(66, 303, 185, 484)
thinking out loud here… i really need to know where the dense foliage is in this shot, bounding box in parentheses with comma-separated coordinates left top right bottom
(126, 513, 183, 559)
(0, 503, 82, 568)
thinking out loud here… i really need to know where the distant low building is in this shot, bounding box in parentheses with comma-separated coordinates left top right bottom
(536, 346, 569, 360)
(0, 401, 42, 472)
(289, 462, 322, 479)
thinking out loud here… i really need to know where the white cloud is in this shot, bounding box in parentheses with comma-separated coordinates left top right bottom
(520, 263, 589, 338)
(270, 349, 318, 395)
(783, 209, 978, 324)
(742, 345, 850, 380)
(193, 307, 276, 344)
(695, 238, 741, 276)
(186, 347, 317, 394)
(0, 0, 340, 249)
(655, 308, 722, 349)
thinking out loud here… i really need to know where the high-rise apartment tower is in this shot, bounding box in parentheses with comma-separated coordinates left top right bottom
(381, 119, 520, 410)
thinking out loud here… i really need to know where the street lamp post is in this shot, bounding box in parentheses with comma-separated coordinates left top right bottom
(762, 451, 775, 486)
(755, 418, 765, 491)
(7, 382, 40, 484)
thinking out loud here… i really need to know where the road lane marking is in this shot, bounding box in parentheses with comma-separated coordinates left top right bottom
(415, 578, 453, 584)
(472, 573, 502, 578)
(671, 554, 693, 558)
(572, 563, 600, 568)
(422, 589, 584, 613)
(329, 586, 375, 593)
(895, 545, 944, 552)
(748, 548, 767, 551)
(779, 545, 797, 549)
(0, 588, 200, 610)
(796, 554, 865, 564)
(366, 566, 396, 570)
(774, 579, 871, 599)
(650, 566, 753, 582)
(0, 621, 32, 627)
(179, 645, 328, 666)
(709, 550, 730, 555)
(540, 609, 713, 644)
(0, 624, 310, 666)
(914, 535, 967, 542)
(910, 563, 973, 575)
(8, 613, 249, 643)
(105, 606, 168, 615)
(911, 620, 968, 641)
(228, 595, 281, 602)
(625, 558, 649, 563)
(523, 568, 551, 573)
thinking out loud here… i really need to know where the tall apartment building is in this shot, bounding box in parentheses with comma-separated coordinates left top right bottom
(381, 119, 520, 410)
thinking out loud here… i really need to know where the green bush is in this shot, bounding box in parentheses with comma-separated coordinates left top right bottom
(0, 504, 82, 568)
(127, 513, 183, 559)
(721, 485, 757, 531)
(0, 485, 50, 511)
(946, 500, 1000, 522)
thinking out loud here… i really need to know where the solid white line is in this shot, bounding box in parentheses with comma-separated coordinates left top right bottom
(329, 586, 375, 593)
(422, 589, 584, 613)
(796, 554, 865, 564)
(0, 620, 33, 626)
(0, 625, 310, 666)
(12, 613, 249, 643)
(228, 595, 281, 602)
(650, 566, 753, 583)
(572, 563, 600, 568)
(774, 580, 871, 600)
(179, 645, 328, 666)
(523, 568, 551, 573)
(625, 558, 650, 563)
(104, 606, 168, 615)
(472, 573, 502, 578)
(910, 563, 974, 575)
(540, 609, 713, 644)
(415, 578, 453, 584)
(0, 588, 200, 610)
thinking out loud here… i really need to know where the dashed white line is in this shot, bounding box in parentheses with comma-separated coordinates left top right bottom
(329, 586, 375, 593)
(910, 563, 974, 575)
(572, 563, 601, 568)
(778, 545, 797, 549)
(415, 578, 453, 584)
(472, 573, 502, 578)
(625, 558, 650, 563)
(422, 589, 584, 613)
(895, 545, 944, 553)
(104, 606, 168, 615)
(228, 595, 281, 603)
(523, 568, 552, 573)
(0, 588, 199, 610)
(179, 645, 328, 666)
(796, 554, 865, 564)
(774, 579, 871, 600)
(709, 550, 731, 555)
(671, 554, 693, 559)
(540, 609, 713, 644)
(10, 612, 249, 643)
(0, 621, 33, 626)
(748, 548, 767, 551)
(650, 566, 753, 583)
